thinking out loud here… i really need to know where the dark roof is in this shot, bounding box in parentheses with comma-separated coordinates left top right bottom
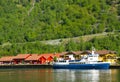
(59, 51, 83, 56)
(96, 50, 116, 55)
(81, 50, 91, 54)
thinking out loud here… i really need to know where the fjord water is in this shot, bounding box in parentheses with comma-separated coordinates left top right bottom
(0, 69, 119, 82)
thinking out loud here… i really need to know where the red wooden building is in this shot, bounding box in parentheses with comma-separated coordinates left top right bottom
(25, 54, 46, 64)
(0, 53, 60, 65)
(13, 54, 31, 64)
(0, 56, 15, 64)
(40, 53, 60, 64)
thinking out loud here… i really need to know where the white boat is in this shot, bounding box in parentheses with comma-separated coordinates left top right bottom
(53, 47, 110, 69)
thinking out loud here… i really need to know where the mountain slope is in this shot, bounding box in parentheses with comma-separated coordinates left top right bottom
(0, 0, 120, 43)
(0, 0, 120, 55)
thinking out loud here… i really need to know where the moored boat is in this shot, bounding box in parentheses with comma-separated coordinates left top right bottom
(53, 47, 110, 69)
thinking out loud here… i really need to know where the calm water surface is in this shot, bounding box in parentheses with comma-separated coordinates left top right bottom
(0, 68, 119, 82)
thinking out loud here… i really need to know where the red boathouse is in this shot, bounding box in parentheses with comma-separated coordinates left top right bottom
(25, 54, 46, 64)
(13, 54, 31, 64)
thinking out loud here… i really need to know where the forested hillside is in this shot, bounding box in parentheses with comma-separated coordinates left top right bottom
(0, 0, 120, 56)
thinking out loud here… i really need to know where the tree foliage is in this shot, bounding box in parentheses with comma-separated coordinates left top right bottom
(0, 0, 120, 56)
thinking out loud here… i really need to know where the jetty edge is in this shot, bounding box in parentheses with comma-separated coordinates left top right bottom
(0, 64, 53, 69)
(0, 64, 119, 69)
(109, 64, 120, 69)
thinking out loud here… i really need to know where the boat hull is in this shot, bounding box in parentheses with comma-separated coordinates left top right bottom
(53, 63, 110, 69)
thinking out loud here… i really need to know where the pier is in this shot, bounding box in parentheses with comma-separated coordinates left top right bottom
(109, 65, 120, 69)
(0, 64, 119, 69)
(0, 64, 53, 69)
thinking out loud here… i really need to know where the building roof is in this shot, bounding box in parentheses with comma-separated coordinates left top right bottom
(59, 52, 68, 56)
(96, 50, 116, 55)
(60, 51, 84, 56)
(0, 56, 15, 62)
(54, 53, 60, 58)
(72, 51, 83, 55)
(13, 54, 31, 59)
(40, 54, 54, 59)
(60, 52, 75, 56)
(25, 54, 43, 61)
(79, 50, 116, 55)
(81, 50, 91, 54)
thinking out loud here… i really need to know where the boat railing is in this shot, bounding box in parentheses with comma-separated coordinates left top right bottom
(69, 60, 80, 62)
(56, 60, 66, 62)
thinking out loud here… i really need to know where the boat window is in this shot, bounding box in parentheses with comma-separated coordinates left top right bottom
(90, 58, 93, 60)
(59, 60, 66, 62)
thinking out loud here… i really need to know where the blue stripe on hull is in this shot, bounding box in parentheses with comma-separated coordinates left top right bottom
(53, 63, 110, 69)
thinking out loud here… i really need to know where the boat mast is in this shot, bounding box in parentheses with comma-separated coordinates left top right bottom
(92, 46, 96, 55)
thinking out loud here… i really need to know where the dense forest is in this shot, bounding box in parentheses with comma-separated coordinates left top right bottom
(0, 0, 120, 56)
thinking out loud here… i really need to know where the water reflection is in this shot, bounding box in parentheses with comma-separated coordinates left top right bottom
(0, 69, 54, 82)
(0, 69, 119, 82)
(54, 69, 111, 82)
